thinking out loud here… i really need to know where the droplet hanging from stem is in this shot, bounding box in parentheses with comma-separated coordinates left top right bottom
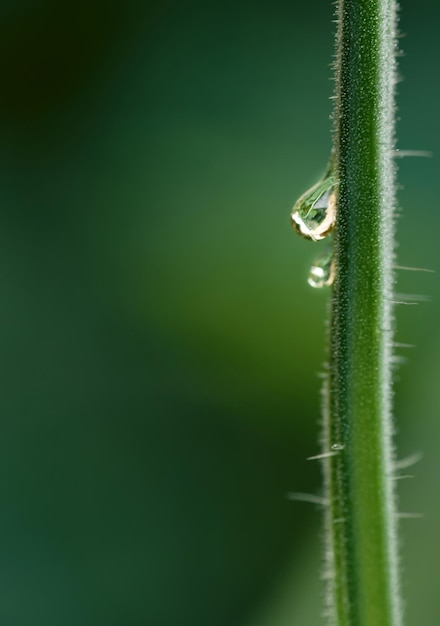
(290, 163, 337, 241)
(308, 246, 335, 288)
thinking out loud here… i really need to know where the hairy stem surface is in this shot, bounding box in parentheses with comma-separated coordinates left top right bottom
(322, 1, 401, 625)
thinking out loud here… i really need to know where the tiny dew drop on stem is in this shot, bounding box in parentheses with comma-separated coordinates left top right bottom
(308, 245, 335, 289)
(290, 163, 337, 241)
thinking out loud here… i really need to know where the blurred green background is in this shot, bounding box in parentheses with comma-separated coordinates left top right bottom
(0, 0, 438, 624)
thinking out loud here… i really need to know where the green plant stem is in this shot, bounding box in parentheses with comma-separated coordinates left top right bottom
(322, 1, 401, 625)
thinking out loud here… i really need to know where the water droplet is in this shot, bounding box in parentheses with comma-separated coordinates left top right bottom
(290, 173, 336, 241)
(308, 248, 335, 288)
(331, 443, 344, 451)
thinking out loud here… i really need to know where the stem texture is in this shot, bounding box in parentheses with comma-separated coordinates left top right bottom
(323, 1, 401, 625)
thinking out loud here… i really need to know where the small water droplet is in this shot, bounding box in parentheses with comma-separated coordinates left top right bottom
(308, 248, 335, 288)
(290, 172, 336, 241)
(331, 443, 344, 451)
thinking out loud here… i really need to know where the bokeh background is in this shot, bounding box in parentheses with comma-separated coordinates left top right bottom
(0, 0, 439, 624)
